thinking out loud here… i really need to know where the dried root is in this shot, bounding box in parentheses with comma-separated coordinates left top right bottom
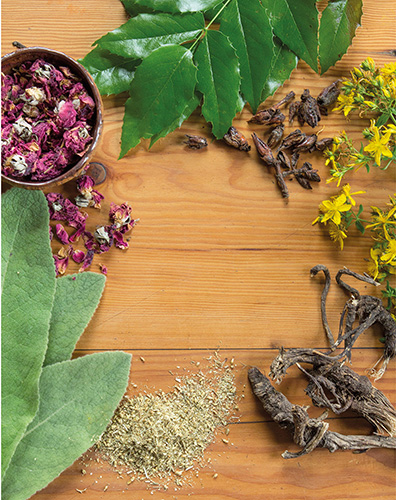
(248, 367, 396, 458)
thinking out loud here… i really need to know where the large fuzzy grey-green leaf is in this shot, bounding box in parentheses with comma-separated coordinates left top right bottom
(2, 352, 132, 500)
(1, 188, 56, 477)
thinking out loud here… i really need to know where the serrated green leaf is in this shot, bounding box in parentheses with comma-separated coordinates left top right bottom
(120, 0, 154, 16)
(125, 0, 223, 14)
(2, 352, 131, 500)
(1, 188, 56, 477)
(120, 44, 197, 157)
(220, 0, 275, 113)
(79, 46, 139, 95)
(269, 0, 319, 72)
(319, 0, 363, 74)
(96, 12, 204, 60)
(195, 30, 240, 138)
(149, 92, 200, 147)
(43, 273, 106, 366)
(261, 37, 298, 103)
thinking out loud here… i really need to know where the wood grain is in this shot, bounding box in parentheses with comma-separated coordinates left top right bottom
(2, 1, 396, 498)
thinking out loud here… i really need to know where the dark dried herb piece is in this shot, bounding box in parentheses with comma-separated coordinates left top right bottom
(267, 124, 284, 148)
(278, 129, 306, 151)
(277, 150, 292, 171)
(249, 367, 396, 458)
(317, 80, 341, 115)
(298, 89, 321, 128)
(184, 135, 208, 149)
(288, 101, 300, 125)
(315, 137, 333, 151)
(223, 127, 251, 151)
(249, 92, 294, 125)
(252, 133, 289, 199)
(291, 134, 317, 153)
(282, 162, 321, 189)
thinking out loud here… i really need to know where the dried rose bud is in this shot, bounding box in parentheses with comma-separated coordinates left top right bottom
(184, 135, 208, 149)
(279, 129, 306, 151)
(267, 124, 284, 148)
(299, 89, 321, 128)
(251, 133, 277, 167)
(223, 126, 251, 151)
(315, 137, 333, 151)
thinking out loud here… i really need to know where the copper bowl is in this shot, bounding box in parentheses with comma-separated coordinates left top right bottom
(1, 46, 103, 190)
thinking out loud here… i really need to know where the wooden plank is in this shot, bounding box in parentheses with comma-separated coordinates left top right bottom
(1, 0, 396, 499)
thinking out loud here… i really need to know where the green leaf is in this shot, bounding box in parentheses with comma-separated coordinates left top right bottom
(261, 37, 299, 103)
(2, 352, 132, 500)
(120, 0, 154, 16)
(79, 46, 139, 95)
(149, 92, 200, 147)
(120, 44, 197, 157)
(319, 0, 363, 74)
(195, 30, 240, 138)
(268, 0, 319, 72)
(96, 12, 204, 60)
(124, 0, 223, 14)
(220, 0, 275, 113)
(43, 273, 106, 367)
(355, 219, 365, 234)
(1, 188, 56, 477)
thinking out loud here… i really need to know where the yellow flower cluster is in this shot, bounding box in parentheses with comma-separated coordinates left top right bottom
(312, 184, 365, 250)
(367, 195, 396, 281)
(324, 59, 396, 185)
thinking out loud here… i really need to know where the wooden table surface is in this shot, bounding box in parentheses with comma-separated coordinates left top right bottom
(2, 1, 396, 499)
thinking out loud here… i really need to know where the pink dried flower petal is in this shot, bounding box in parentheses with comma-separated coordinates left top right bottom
(57, 100, 77, 128)
(113, 231, 129, 250)
(72, 249, 85, 264)
(55, 223, 69, 244)
(53, 254, 69, 276)
(79, 249, 94, 272)
(99, 264, 108, 276)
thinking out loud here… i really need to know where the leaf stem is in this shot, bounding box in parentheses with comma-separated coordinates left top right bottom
(188, 0, 233, 54)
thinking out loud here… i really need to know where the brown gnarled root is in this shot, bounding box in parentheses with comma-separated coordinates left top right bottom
(248, 367, 396, 458)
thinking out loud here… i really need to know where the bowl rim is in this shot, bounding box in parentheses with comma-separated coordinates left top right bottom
(1, 46, 103, 189)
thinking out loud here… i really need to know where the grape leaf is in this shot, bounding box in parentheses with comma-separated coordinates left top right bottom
(43, 273, 106, 367)
(261, 37, 298, 103)
(149, 92, 200, 147)
(1, 188, 56, 477)
(120, 44, 197, 157)
(79, 46, 139, 95)
(268, 0, 319, 72)
(96, 12, 204, 60)
(124, 0, 223, 14)
(220, 0, 275, 113)
(319, 0, 363, 74)
(195, 30, 240, 138)
(2, 352, 132, 500)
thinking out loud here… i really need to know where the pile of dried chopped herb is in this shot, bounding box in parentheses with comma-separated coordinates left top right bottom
(95, 354, 238, 485)
(2, 58, 95, 181)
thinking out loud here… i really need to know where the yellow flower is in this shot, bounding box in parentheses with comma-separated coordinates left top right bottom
(333, 93, 355, 116)
(341, 183, 365, 206)
(380, 62, 396, 76)
(380, 239, 396, 264)
(367, 247, 382, 280)
(363, 125, 393, 165)
(319, 193, 352, 226)
(366, 205, 396, 240)
(328, 222, 347, 250)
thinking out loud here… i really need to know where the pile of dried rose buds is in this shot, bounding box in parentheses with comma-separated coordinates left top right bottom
(1, 58, 95, 181)
(48, 175, 136, 276)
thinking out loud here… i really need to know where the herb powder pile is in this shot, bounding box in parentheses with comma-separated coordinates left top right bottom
(95, 355, 238, 481)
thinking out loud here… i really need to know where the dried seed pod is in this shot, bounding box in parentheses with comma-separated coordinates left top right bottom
(316, 80, 341, 111)
(277, 150, 292, 171)
(249, 108, 285, 125)
(223, 126, 251, 151)
(288, 101, 301, 125)
(315, 137, 333, 151)
(267, 124, 284, 148)
(300, 162, 321, 183)
(279, 129, 306, 151)
(299, 89, 321, 128)
(251, 133, 276, 167)
(292, 134, 317, 153)
(184, 135, 208, 149)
